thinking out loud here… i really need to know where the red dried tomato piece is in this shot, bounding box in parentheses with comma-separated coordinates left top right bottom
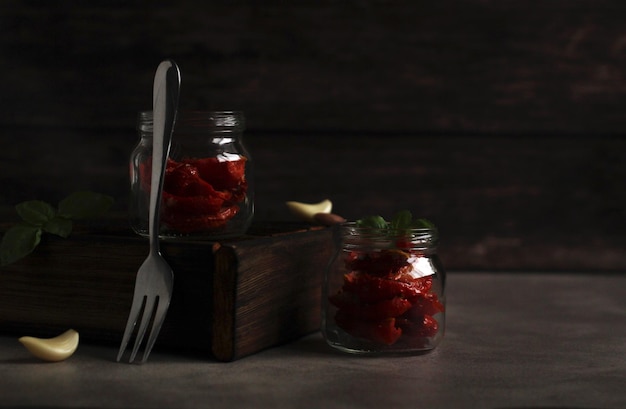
(187, 156, 247, 190)
(396, 315, 439, 338)
(228, 180, 248, 204)
(329, 292, 412, 321)
(163, 161, 198, 196)
(163, 161, 231, 200)
(406, 292, 445, 317)
(162, 205, 240, 233)
(335, 313, 402, 345)
(341, 271, 433, 303)
(141, 157, 248, 234)
(344, 249, 411, 277)
(395, 237, 413, 250)
(162, 191, 225, 215)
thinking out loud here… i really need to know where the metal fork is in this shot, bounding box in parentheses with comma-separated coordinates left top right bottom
(117, 60, 180, 363)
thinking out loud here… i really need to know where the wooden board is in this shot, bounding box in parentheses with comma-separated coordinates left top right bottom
(0, 223, 334, 361)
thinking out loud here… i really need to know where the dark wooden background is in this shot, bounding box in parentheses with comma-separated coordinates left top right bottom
(1, 1, 625, 271)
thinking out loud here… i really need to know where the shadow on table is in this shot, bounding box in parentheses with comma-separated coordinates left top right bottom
(276, 333, 438, 359)
(267, 335, 341, 358)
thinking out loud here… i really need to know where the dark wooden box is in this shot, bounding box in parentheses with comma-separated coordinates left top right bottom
(0, 222, 333, 361)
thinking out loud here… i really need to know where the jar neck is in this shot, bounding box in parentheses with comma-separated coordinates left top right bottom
(337, 222, 439, 254)
(137, 110, 245, 134)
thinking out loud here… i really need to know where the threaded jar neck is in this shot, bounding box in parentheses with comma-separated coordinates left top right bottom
(137, 110, 245, 133)
(338, 222, 439, 253)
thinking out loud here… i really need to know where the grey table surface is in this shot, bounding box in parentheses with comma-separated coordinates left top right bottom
(1, 272, 625, 409)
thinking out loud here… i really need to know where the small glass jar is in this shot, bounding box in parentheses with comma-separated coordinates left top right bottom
(322, 223, 446, 355)
(129, 110, 254, 239)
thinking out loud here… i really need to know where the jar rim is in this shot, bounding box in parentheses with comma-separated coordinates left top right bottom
(338, 221, 439, 251)
(137, 110, 245, 132)
(339, 221, 437, 233)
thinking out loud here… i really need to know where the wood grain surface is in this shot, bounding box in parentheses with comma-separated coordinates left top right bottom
(0, 222, 332, 361)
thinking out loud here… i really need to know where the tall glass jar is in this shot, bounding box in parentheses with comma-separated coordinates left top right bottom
(322, 223, 445, 355)
(129, 110, 254, 239)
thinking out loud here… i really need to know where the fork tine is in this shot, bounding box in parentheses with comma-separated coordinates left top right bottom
(116, 295, 147, 362)
(140, 296, 170, 363)
(129, 296, 157, 363)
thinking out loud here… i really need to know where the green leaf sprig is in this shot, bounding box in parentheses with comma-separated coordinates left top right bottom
(355, 210, 436, 250)
(356, 210, 435, 232)
(1, 191, 114, 267)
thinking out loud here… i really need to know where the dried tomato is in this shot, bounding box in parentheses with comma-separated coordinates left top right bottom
(406, 292, 445, 317)
(163, 161, 230, 200)
(344, 249, 410, 277)
(138, 155, 249, 234)
(330, 244, 444, 346)
(187, 156, 247, 190)
(329, 292, 411, 321)
(162, 191, 225, 215)
(396, 315, 439, 338)
(341, 271, 433, 303)
(162, 205, 239, 233)
(335, 313, 402, 345)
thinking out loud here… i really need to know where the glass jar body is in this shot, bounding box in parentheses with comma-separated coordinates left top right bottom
(322, 223, 446, 355)
(129, 111, 254, 239)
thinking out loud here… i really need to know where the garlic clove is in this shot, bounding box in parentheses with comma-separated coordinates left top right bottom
(19, 329, 79, 362)
(286, 199, 333, 222)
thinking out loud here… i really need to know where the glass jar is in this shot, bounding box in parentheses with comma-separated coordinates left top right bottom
(129, 110, 254, 239)
(322, 223, 445, 355)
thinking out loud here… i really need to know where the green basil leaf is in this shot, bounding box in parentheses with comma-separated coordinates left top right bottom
(43, 216, 73, 238)
(58, 191, 114, 220)
(356, 215, 388, 229)
(412, 218, 435, 228)
(15, 200, 56, 226)
(0, 225, 42, 266)
(390, 210, 413, 231)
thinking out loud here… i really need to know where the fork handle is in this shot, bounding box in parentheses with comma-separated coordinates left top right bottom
(149, 60, 181, 252)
